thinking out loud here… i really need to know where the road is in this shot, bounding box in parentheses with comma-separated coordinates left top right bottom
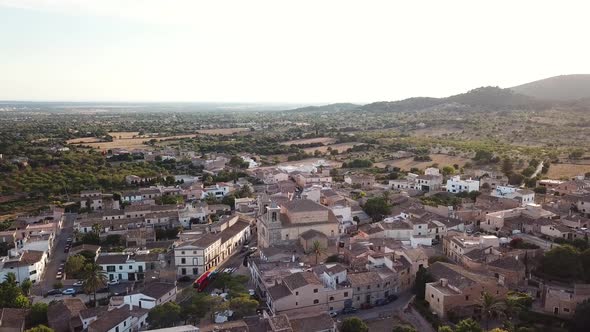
(516, 233, 558, 251)
(33, 213, 77, 296)
(530, 161, 544, 179)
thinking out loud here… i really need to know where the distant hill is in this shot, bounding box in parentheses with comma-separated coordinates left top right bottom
(510, 74, 590, 101)
(289, 103, 360, 113)
(361, 86, 544, 112)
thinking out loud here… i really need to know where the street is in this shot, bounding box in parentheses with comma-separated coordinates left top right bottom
(33, 212, 77, 296)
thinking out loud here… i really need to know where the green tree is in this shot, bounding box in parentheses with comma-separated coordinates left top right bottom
(4, 272, 17, 285)
(438, 327, 454, 332)
(310, 240, 327, 265)
(363, 197, 391, 221)
(228, 296, 258, 318)
(20, 279, 32, 295)
(82, 263, 107, 307)
(65, 255, 87, 278)
(14, 294, 30, 308)
(454, 318, 483, 332)
(25, 325, 54, 332)
(479, 292, 506, 330)
(539, 245, 582, 280)
(442, 166, 455, 176)
(572, 299, 590, 332)
(340, 317, 368, 332)
(29, 302, 49, 326)
(148, 302, 182, 328)
(413, 266, 433, 300)
(392, 325, 417, 332)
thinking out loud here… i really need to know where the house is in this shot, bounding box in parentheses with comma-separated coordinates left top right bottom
(293, 173, 332, 188)
(540, 223, 573, 240)
(415, 174, 443, 192)
(490, 186, 535, 206)
(348, 270, 397, 308)
(446, 176, 480, 193)
(174, 234, 221, 277)
(266, 271, 351, 315)
(344, 175, 375, 188)
(80, 191, 104, 211)
(0, 308, 27, 332)
(425, 262, 509, 318)
(87, 306, 149, 332)
(481, 204, 555, 234)
(0, 250, 47, 283)
(96, 254, 149, 282)
(442, 231, 500, 264)
(577, 194, 590, 217)
(203, 183, 231, 199)
(542, 283, 590, 317)
(48, 298, 87, 332)
(123, 282, 177, 309)
(257, 199, 339, 248)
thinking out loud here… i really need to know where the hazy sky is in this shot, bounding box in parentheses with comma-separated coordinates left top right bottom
(1, 0, 589, 104)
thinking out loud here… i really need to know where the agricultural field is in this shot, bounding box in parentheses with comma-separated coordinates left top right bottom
(302, 142, 363, 154)
(280, 137, 337, 145)
(375, 154, 471, 171)
(546, 163, 590, 179)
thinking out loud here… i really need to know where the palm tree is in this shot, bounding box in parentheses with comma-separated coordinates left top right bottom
(4, 272, 17, 285)
(479, 292, 506, 330)
(311, 240, 327, 265)
(82, 263, 107, 307)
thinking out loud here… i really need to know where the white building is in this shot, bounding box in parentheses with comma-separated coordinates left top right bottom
(203, 183, 231, 199)
(0, 250, 47, 283)
(446, 176, 480, 193)
(491, 185, 535, 207)
(123, 282, 177, 309)
(174, 234, 222, 277)
(96, 254, 148, 282)
(241, 156, 259, 169)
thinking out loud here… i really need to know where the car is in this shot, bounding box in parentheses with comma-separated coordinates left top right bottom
(329, 311, 338, 317)
(73, 280, 84, 286)
(341, 307, 357, 314)
(386, 294, 399, 302)
(375, 299, 388, 306)
(248, 289, 255, 296)
(249, 246, 258, 252)
(64, 247, 69, 253)
(107, 279, 120, 285)
(177, 276, 191, 282)
(56, 273, 63, 280)
(47, 289, 62, 296)
(67, 237, 72, 242)
(62, 288, 76, 295)
(431, 238, 440, 245)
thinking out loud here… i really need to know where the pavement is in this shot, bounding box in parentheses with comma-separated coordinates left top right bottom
(516, 233, 558, 250)
(33, 213, 77, 296)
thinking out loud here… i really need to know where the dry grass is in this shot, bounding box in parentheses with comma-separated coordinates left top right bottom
(66, 137, 102, 144)
(375, 154, 471, 170)
(109, 131, 140, 139)
(302, 142, 362, 154)
(280, 137, 337, 145)
(196, 128, 250, 135)
(546, 163, 590, 179)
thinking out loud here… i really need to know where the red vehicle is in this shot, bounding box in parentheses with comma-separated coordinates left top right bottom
(193, 270, 211, 291)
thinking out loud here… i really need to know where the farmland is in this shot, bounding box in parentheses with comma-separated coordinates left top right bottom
(375, 154, 471, 171)
(280, 137, 337, 145)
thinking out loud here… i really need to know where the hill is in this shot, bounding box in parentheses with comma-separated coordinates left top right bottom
(288, 103, 359, 113)
(510, 74, 590, 101)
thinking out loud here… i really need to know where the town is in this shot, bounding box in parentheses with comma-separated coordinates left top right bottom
(2, 130, 590, 332)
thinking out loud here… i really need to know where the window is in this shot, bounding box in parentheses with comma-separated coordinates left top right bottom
(465, 295, 469, 300)
(377, 284, 380, 288)
(314, 289, 318, 293)
(119, 266, 123, 270)
(181, 258, 186, 264)
(431, 294, 434, 298)
(295, 291, 299, 296)
(329, 296, 334, 301)
(181, 268, 186, 275)
(193, 268, 198, 275)
(107, 266, 115, 272)
(564, 308, 570, 312)
(367, 285, 371, 290)
(129, 265, 133, 270)
(296, 302, 298, 306)
(357, 287, 360, 291)
(181, 251, 185, 254)
(124, 322, 126, 327)
(344, 292, 349, 297)
(116, 327, 119, 332)
(193, 251, 196, 254)
(314, 299, 319, 304)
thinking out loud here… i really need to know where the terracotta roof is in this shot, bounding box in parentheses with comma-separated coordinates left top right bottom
(283, 272, 321, 290)
(347, 271, 382, 285)
(268, 314, 292, 331)
(282, 199, 329, 213)
(488, 256, 525, 271)
(134, 282, 176, 300)
(299, 229, 327, 240)
(221, 220, 250, 243)
(180, 233, 220, 249)
(267, 283, 292, 300)
(3, 250, 44, 268)
(288, 312, 334, 332)
(87, 307, 131, 332)
(429, 262, 496, 288)
(96, 254, 129, 265)
(48, 298, 87, 332)
(0, 308, 27, 330)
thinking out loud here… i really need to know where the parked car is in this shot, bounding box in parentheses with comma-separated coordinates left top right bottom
(67, 237, 72, 242)
(56, 272, 63, 280)
(107, 279, 120, 285)
(47, 289, 62, 296)
(64, 247, 70, 253)
(431, 238, 440, 245)
(341, 307, 357, 314)
(329, 310, 338, 317)
(62, 288, 76, 295)
(73, 280, 84, 286)
(387, 294, 399, 302)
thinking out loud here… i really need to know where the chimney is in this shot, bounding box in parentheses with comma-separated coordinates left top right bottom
(129, 303, 132, 311)
(440, 278, 448, 287)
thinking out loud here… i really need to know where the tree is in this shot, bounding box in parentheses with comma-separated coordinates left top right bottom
(442, 166, 455, 176)
(14, 294, 30, 308)
(340, 317, 368, 332)
(25, 325, 54, 332)
(65, 255, 86, 278)
(501, 158, 514, 175)
(82, 263, 107, 307)
(363, 197, 391, 221)
(438, 326, 454, 332)
(454, 318, 483, 332)
(311, 240, 327, 265)
(29, 302, 49, 326)
(148, 302, 182, 329)
(228, 296, 258, 318)
(539, 245, 582, 280)
(4, 272, 17, 285)
(413, 266, 433, 300)
(392, 325, 417, 332)
(572, 299, 590, 332)
(479, 292, 506, 330)
(20, 278, 32, 295)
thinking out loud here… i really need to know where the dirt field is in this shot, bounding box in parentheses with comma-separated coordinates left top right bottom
(67, 133, 198, 151)
(280, 137, 337, 145)
(375, 154, 471, 170)
(546, 163, 590, 179)
(196, 128, 250, 135)
(109, 131, 140, 139)
(302, 142, 363, 154)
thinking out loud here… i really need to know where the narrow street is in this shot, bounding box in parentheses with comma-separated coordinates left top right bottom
(33, 212, 76, 296)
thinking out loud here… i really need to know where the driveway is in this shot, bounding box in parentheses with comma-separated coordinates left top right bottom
(336, 291, 414, 321)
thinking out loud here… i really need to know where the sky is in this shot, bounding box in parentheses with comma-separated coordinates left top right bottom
(1, 0, 590, 104)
